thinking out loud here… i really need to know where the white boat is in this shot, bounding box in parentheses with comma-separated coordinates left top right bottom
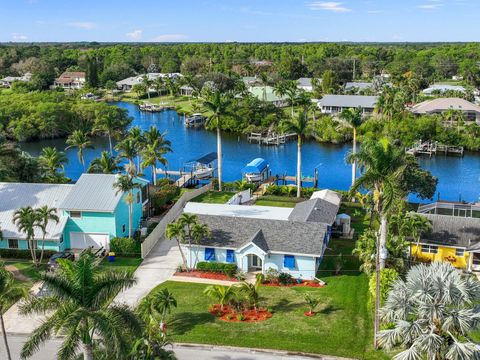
(244, 173, 263, 182)
(194, 164, 214, 179)
(185, 113, 206, 128)
(243, 158, 269, 183)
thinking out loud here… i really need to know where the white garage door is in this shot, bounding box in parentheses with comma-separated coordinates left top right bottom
(70, 232, 109, 250)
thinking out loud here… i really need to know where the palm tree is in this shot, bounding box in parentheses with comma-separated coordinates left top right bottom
(127, 127, 145, 172)
(284, 80, 300, 118)
(113, 174, 141, 239)
(203, 285, 236, 311)
(93, 107, 130, 154)
(304, 293, 321, 316)
(38, 147, 68, 182)
(281, 111, 312, 198)
(191, 223, 211, 270)
(164, 77, 179, 99)
(0, 264, 27, 360)
(12, 206, 38, 265)
(399, 212, 432, 258)
(34, 206, 59, 265)
(377, 262, 480, 360)
(132, 83, 145, 100)
(88, 151, 121, 174)
(19, 250, 141, 360)
(178, 213, 200, 271)
(202, 90, 233, 192)
(238, 276, 262, 312)
(165, 221, 188, 270)
(115, 138, 139, 174)
(142, 75, 153, 101)
(142, 126, 172, 186)
(153, 76, 165, 97)
(65, 130, 93, 171)
(338, 107, 365, 187)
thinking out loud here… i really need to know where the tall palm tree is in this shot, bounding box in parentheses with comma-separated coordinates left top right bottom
(34, 206, 59, 265)
(38, 147, 68, 182)
(113, 174, 141, 239)
(115, 138, 139, 174)
(93, 107, 130, 154)
(65, 130, 93, 171)
(12, 206, 38, 265)
(338, 107, 365, 187)
(281, 111, 312, 198)
(0, 264, 27, 360)
(88, 151, 121, 174)
(19, 250, 141, 360)
(202, 90, 233, 192)
(178, 213, 199, 271)
(165, 221, 188, 270)
(127, 127, 145, 172)
(378, 262, 480, 360)
(284, 81, 300, 118)
(153, 76, 165, 97)
(142, 75, 153, 101)
(142, 126, 172, 186)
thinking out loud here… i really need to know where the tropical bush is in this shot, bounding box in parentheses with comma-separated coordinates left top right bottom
(368, 268, 399, 305)
(264, 268, 280, 283)
(150, 183, 180, 212)
(0, 248, 57, 260)
(196, 261, 237, 277)
(277, 272, 294, 285)
(110, 237, 141, 257)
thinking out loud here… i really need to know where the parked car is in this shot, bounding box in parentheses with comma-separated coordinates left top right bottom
(48, 251, 75, 270)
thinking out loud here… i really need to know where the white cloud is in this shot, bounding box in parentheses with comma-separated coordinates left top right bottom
(126, 29, 142, 40)
(151, 34, 187, 42)
(308, 2, 351, 12)
(12, 33, 28, 41)
(418, 1, 443, 9)
(68, 22, 97, 30)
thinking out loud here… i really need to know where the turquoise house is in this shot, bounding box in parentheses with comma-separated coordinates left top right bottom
(0, 174, 149, 252)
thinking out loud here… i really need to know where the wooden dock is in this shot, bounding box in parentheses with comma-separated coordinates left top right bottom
(405, 140, 464, 157)
(248, 132, 297, 146)
(273, 170, 319, 188)
(156, 169, 197, 188)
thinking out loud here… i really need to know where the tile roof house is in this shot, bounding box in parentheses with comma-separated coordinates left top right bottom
(411, 97, 480, 122)
(317, 95, 378, 115)
(183, 190, 341, 280)
(0, 174, 149, 252)
(53, 71, 86, 90)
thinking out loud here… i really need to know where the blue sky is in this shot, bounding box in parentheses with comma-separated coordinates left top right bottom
(2, 0, 479, 42)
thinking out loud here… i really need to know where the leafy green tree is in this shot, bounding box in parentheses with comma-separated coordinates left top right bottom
(38, 147, 69, 183)
(19, 250, 141, 360)
(378, 263, 480, 360)
(113, 174, 141, 239)
(142, 126, 172, 186)
(34, 206, 59, 264)
(321, 70, 338, 94)
(0, 264, 28, 360)
(368, 268, 399, 305)
(88, 151, 121, 174)
(66, 130, 94, 171)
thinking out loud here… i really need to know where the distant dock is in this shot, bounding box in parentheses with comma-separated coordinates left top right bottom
(247, 132, 297, 146)
(405, 140, 464, 157)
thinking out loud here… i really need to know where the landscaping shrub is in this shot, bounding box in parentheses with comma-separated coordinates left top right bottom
(196, 261, 237, 277)
(278, 272, 294, 285)
(0, 248, 57, 260)
(151, 183, 180, 212)
(237, 314, 246, 321)
(369, 268, 399, 305)
(264, 268, 280, 283)
(110, 237, 141, 257)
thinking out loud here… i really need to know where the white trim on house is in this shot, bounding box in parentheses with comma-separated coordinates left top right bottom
(236, 241, 267, 255)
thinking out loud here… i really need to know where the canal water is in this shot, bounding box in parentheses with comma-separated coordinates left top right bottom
(19, 102, 480, 203)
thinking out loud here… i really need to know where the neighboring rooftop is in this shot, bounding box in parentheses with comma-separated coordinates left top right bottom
(411, 97, 480, 114)
(248, 85, 287, 103)
(422, 84, 466, 95)
(310, 189, 342, 207)
(288, 197, 339, 225)
(344, 82, 373, 91)
(184, 202, 293, 221)
(318, 94, 378, 109)
(297, 77, 313, 88)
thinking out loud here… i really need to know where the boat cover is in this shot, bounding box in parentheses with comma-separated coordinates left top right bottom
(242, 158, 269, 174)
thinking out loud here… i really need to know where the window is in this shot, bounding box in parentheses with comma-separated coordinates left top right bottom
(136, 191, 141, 204)
(204, 248, 216, 261)
(421, 245, 438, 254)
(122, 224, 126, 233)
(283, 255, 295, 269)
(70, 211, 81, 218)
(8, 239, 18, 249)
(226, 249, 235, 263)
(455, 248, 465, 257)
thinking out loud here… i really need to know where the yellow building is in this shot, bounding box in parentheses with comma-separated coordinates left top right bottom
(412, 212, 480, 271)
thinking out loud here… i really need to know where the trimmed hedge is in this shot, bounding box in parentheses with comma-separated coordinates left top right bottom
(196, 261, 237, 277)
(110, 237, 141, 257)
(0, 248, 57, 260)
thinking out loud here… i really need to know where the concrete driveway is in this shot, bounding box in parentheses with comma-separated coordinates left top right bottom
(113, 236, 181, 307)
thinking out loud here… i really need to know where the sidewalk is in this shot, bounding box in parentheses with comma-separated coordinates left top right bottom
(170, 275, 238, 286)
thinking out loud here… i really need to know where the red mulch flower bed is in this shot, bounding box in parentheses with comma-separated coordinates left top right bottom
(174, 271, 237, 281)
(209, 304, 273, 322)
(304, 311, 316, 317)
(262, 280, 324, 288)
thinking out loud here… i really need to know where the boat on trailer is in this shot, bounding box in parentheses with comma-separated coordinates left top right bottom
(184, 113, 207, 128)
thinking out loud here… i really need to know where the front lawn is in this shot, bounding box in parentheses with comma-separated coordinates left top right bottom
(190, 190, 235, 204)
(99, 257, 143, 273)
(147, 278, 386, 359)
(254, 195, 304, 208)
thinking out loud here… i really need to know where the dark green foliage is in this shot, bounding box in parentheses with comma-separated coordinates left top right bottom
(277, 272, 294, 285)
(0, 248, 57, 260)
(196, 261, 237, 277)
(110, 237, 141, 257)
(150, 183, 181, 212)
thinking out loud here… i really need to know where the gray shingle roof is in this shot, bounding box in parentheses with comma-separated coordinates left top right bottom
(288, 198, 339, 224)
(195, 214, 326, 257)
(318, 95, 378, 109)
(419, 214, 480, 249)
(297, 78, 313, 87)
(345, 82, 373, 91)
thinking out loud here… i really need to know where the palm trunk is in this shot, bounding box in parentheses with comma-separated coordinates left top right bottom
(39, 233, 46, 265)
(152, 165, 157, 186)
(108, 134, 113, 155)
(296, 136, 302, 198)
(216, 126, 223, 192)
(351, 128, 357, 187)
(177, 240, 188, 270)
(83, 343, 94, 360)
(28, 237, 36, 265)
(188, 240, 193, 271)
(1, 314, 12, 360)
(379, 214, 388, 269)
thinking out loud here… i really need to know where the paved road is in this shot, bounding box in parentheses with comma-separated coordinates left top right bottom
(3, 337, 349, 360)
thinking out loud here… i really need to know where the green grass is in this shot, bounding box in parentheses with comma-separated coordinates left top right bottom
(99, 257, 143, 273)
(190, 191, 235, 204)
(254, 195, 304, 208)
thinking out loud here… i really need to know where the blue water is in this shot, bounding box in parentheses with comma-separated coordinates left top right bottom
(20, 102, 480, 204)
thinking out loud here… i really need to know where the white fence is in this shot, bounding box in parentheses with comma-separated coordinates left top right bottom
(141, 184, 211, 258)
(227, 189, 252, 205)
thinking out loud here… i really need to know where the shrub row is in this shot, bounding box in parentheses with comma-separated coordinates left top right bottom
(0, 248, 57, 260)
(110, 237, 141, 257)
(197, 261, 238, 277)
(264, 185, 348, 200)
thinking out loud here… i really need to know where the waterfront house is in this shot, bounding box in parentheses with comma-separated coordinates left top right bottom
(317, 95, 378, 115)
(0, 72, 32, 88)
(413, 201, 480, 271)
(297, 78, 314, 92)
(247, 85, 288, 107)
(116, 73, 182, 92)
(53, 71, 86, 90)
(422, 84, 466, 96)
(182, 190, 341, 280)
(411, 97, 480, 122)
(0, 174, 148, 252)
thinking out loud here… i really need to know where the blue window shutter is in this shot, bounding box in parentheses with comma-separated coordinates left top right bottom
(205, 248, 215, 261)
(226, 249, 235, 263)
(284, 255, 295, 269)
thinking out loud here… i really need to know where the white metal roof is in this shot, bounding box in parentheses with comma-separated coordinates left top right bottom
(310, 189, 342, 206)
(184, 202, 293, 221)
(0, 183, 72, 240)
(318, 95, 378, 109)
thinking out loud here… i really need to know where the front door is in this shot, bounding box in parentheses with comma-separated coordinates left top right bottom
(248, 254, 263, 270)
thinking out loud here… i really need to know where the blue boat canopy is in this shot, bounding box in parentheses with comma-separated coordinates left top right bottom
(242, 158, 269, 174)
(188, 152, 217, 165)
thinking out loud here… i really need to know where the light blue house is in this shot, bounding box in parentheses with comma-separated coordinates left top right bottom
(0, 174, 149, 252)
(182, 190, 341, 280)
